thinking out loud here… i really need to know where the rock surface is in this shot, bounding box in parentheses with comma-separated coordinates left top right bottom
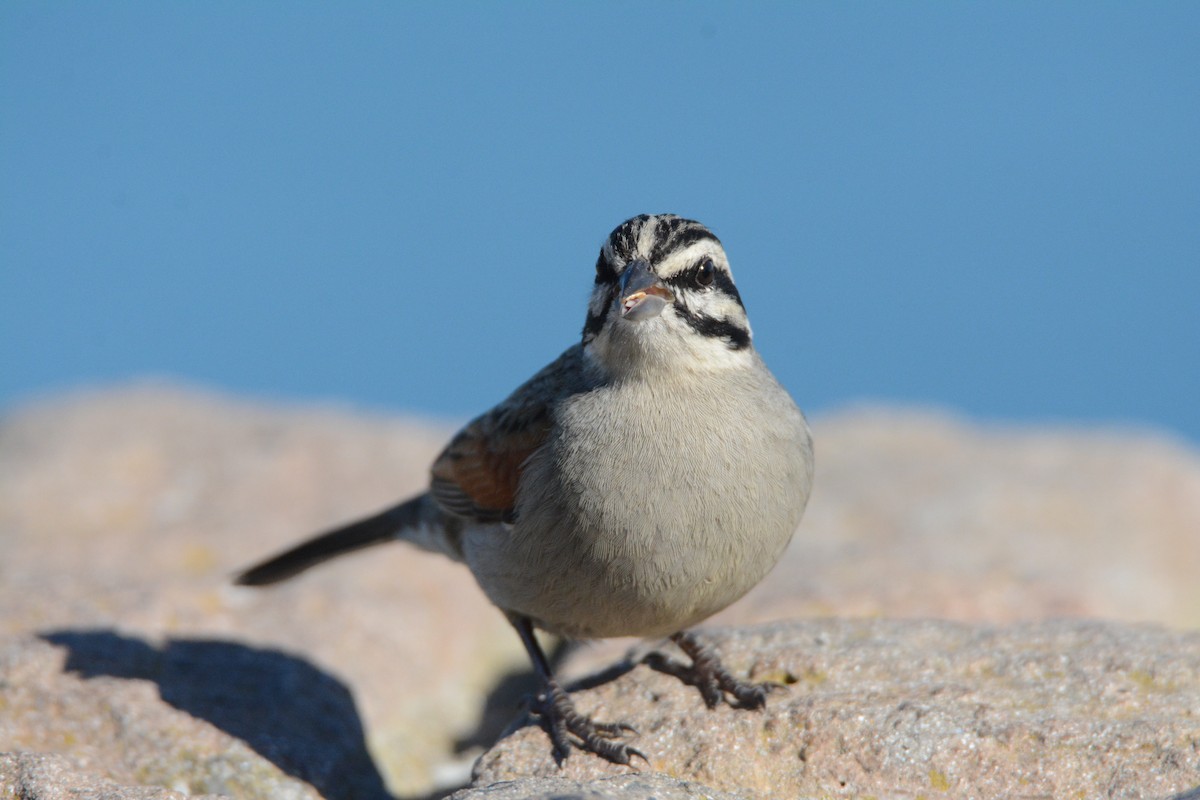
(0, 387, 519, 797)
(0, 633, 376, 800)
(448, 773, 748, 800)
(1, 385, 1199, 798)
(1, 752, 209, 800)
(475, 620, 1200, 799)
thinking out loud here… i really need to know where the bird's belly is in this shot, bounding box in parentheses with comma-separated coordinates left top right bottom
(468, 522, 779, 639)
(514, 499, 789, 638)
(466, 404, 808, 638)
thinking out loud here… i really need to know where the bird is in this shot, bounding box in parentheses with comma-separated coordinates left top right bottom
(235, 213, 815, 765)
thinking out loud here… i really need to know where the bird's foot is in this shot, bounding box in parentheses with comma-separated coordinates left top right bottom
(533, 676, 646, 766)
(647, 631, 784, 709)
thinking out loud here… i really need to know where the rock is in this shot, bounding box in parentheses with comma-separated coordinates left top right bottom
(448, 773, 749, 800)
(721, 407, 1200, 628)
(2, 385, 1199, 797)
(0, 386, 529, 796)
(0, 635, 325, 799)
(0, 752, 211, 800)
(474, 620, 1200, 800)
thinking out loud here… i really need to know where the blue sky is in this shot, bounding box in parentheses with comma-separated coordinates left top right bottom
(3, 3, 1198, 442)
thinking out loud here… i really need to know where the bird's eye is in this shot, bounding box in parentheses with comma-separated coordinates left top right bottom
(694, 259, 715, 288)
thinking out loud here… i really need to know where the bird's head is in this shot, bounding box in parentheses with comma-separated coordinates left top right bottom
(582, 214, 753, 375)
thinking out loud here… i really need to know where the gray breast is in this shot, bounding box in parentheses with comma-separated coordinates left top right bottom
(469, 365, 813, 638)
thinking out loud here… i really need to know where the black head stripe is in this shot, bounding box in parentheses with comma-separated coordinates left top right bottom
(653, 215, 676, 241)
(652, 225, 720, 265)
(605, 214, 651, 263)
(662, 261, 745, 311)
(711, 269, 743, 309)
(589, 215, 748, 350)
(582, 284, 617, 342)
(674, 304, 751, 350)
(649, 215, 685, 261)
(595, 252, 617, 284)
(604, 214, 721, 268)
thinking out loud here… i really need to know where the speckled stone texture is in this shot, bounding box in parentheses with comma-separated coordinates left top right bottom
(2, 386, 1199, 798)
(0, 636, 330, 800)
(448, 773, 750, 800)
(475, 620, 1200, 799)
(0, 752, 227, 800)
(0, 387, 522, 797)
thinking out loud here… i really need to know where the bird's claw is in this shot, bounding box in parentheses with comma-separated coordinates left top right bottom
(535, 678, 644, 766)
(653, 630, 782, 710)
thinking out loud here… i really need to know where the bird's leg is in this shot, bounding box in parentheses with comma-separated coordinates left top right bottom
(662, 630, 778, 709)
(509, 615, 645, 766)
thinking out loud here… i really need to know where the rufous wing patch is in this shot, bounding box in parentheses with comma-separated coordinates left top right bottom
(428, 343, 587, 524)
(429, 418, 548, 523)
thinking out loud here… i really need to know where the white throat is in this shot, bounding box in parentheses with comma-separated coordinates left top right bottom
(585, 311, 755, 382)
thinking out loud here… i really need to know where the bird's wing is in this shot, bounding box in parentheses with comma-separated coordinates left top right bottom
(430, 344, 590, 524)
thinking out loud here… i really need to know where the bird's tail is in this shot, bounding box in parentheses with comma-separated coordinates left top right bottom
(234, 493, 457, 586)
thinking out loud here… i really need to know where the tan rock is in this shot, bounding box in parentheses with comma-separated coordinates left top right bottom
(0, 386, 525, 796)
(0, 635, 323, 799)
(448, 773, 749, 799)
(2, 386, 1199, 797)
(474, 620, 1200, 800)
(0, 752, 218, 800)
(729, 407, 1200, 628)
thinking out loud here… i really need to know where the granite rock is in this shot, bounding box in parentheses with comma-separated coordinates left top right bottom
(474, 620, 1200, 800)
(0, 635, 325, 799)
(448, 773, 749, 800)
(2, 386, 1199, 798)
(0, 752, 218, 800)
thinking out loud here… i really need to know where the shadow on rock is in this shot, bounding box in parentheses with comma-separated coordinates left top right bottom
(41, 629, 392, 800)
(451, 635, 601, 755)
(453, 637, 640, 758)
(453, 664, 543, 755)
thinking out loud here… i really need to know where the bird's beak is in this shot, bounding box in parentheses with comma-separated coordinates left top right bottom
(619, 260, 674, 322)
